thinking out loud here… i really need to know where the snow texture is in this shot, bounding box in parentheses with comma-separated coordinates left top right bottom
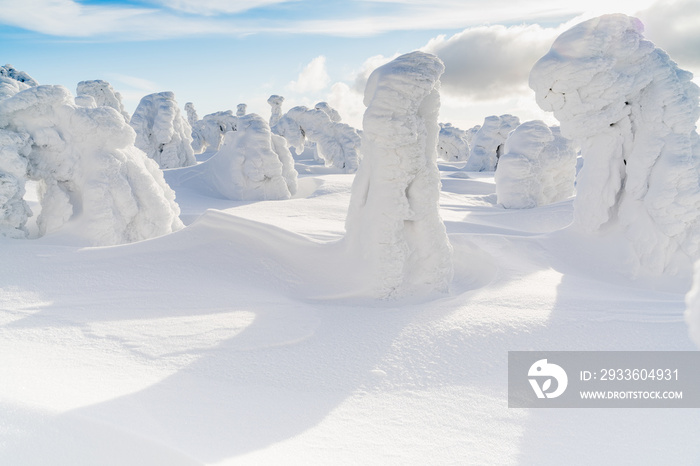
(315, 102, 341, 122)
(345, 51, 453, 299)
(76, 80, 130, 122)
(184, 102, 198, 127)
(236, 103, 247, 117)
(267, 95, 284, 128)
(530, 14, 700, 273)
(686, 262, 700, 347)
(438, 123, 470, 161)
(273, 106, 361, 173)
(0, 64, 37, 100)
(168, 113, 297, 200)
(495, 121, 576, 209)
(464, 114, 520, 171)
(0, 129, 32, 238)
(191, 110, 238, 154)
(0, 85, 183, 245)
(130, 92, 196, 169)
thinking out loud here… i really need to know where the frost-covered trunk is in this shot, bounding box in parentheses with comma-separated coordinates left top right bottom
(530, 14, 700, 273)
(345, 51, 453, 299)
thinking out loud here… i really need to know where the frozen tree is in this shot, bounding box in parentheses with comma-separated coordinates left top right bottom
(495, 120, 576, 209)
(315, 102, 341, 122)
(0, 64, 37, 100)
(273, 106, 361, 172)
(0, 85, 183, 245)
(686, 262, 700, 347)
(267, 95, 284, 127)
(76, 80, 130, 122)
(236, 103, 247, 117)
(530, 14, 700, 273)
(130, 91, 196, 169)
(184, 102, 198, 127)
(345, 51, 453, 299)
(465, 125, 480, 146)
(0, 129, 32, 238)
(464, 114, 520, 171)
(438, 123, 470, 162)
(191, 110, 238, 154)
(167, 113, 297, 200)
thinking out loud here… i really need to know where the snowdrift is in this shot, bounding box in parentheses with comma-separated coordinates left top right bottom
(530, 13, 700, 274)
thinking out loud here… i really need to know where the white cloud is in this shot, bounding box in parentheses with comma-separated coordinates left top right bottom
(287, 56, 331, 94)
(637, 0, 700, 70)
(152, 0, 291, 16)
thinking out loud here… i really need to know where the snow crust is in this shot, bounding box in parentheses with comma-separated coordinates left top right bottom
(76, 80, 130, 122)
(464, 114, 520, 171)
(530, 14, 700, 273)
(130, 92, 196, 169)
(191, 110, 238, 154)
(345, 51, 453, 298)
(167, 113, 298, 200)
(495, 121, 576, 209)
(273, 105, 361, 173)
(0, 85, 183, 245)
(437, 123, 470, 161)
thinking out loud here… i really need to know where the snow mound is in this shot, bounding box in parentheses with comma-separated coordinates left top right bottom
(686, 262, 700, 347)
(267, 95, 284, 127)
(464, 114, 520, 171)
(345, 51, 453, 299)
(0, 129, 32, 238)
(166, 113, 298, 200)
(273, 106, 361, 173)
(0, 64, 37, 100)
(76, 80, 130, 122)
(0, 85, 183, 245)
(191, 110, 238, 154)
(130, 92, 196, 169)
(438, 123, 470, 162)
(530, 14, 700, 273)
(495, 121, 576, 209)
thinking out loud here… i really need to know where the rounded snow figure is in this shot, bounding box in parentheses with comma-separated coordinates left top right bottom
(530, 14, 700, 273)
(345, 51, 453, 299)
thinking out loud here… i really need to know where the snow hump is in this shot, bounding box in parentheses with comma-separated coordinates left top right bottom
(495, 121, 576, 209)
(0, 85, 183, 245)
(130, 92, 196, 169)
(530, 14, 700, 273)
(345, 51, 453, 299)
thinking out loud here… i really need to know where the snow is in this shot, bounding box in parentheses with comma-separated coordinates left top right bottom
(166, 113, 298, 201)
(0, 64, 37, 100)
(530, 13, 700, 274)
(464, 114, 520, 171)
(686, 262, 700, 347)
(0, 85, 183, 245)
(495, 120, 576, 209)
(191, 110, 238, 154)
(236, 103, 247, 117)
(438, 122, 470, 162)
(273, 105, 361, 173)
(130, 91, 196, 169)
(267, 94, 284, 127)
(345, 51, 453, 299)
(76, 80, 130, 122)
(184, 102, 198, 126)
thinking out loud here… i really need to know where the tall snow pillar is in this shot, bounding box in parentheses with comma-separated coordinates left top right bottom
(267, 95, 284, 128)
(345, 51, 453, 299)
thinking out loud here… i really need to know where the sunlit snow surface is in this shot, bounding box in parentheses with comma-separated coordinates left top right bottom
(1, 152, 698, 464)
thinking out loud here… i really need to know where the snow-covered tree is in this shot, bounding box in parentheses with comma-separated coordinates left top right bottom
(191, 110, 238, 154)
(464, 114, 520, 171)
(0, 129, 32, 238)
(0, 64, 37, 100)
(315, 102, 341, 122)
(273, 106, 361, 173)
(167, 113, 297, 200)
(76, 80, 130, 122)
(130, 91, 196, 169)
(345, 51, 453, 299)
(267, 95, 284, 128)
(438, 123, 470, 162)
(184, 102, 198, 127)
(236, 103, 247, 117)
(530, 14, 700, 273)
(0, 85, 183, 245)
(495, 120, 576, 208)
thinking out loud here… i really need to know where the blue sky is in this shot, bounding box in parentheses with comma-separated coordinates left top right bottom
(1, 0, 698, 129)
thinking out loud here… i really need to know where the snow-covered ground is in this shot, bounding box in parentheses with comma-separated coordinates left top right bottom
(2, 149, 698, 464)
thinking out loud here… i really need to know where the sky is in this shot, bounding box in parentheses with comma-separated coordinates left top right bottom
(1, 0, 699, 130)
